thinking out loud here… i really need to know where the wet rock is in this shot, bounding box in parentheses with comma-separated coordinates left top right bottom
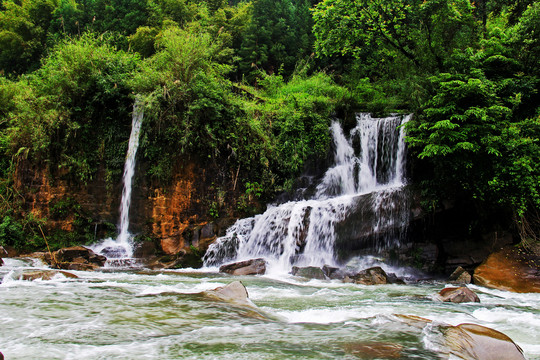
(322, 265, 341, 279)
(202, 281, 251, 307)
(52, 246, 106, 271)
(345, 266, 389, 285)
(473, 246, 540, 293)
(201, 281, 267, 320)
(448, 266, 472, 284)
(0, 246, 5, 266)
(291, 266, 326, 280)
(219, 258, 266, 275)
(386, 272, 406, 285)
(445, 323, 525, 360)
(436, 286, 480, 303)
(343, 341, 403, 359)
(21, 270, 78, 281)
(394, 315, 525, 359)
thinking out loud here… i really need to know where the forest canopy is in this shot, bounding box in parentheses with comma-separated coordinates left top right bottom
(0, 0, 538, 250)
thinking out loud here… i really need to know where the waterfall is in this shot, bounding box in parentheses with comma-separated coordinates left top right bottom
(204, 114, 411, 271)
(91, 98, 144, 261)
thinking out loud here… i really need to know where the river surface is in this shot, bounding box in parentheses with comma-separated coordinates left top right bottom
(1, 258, 539, 360)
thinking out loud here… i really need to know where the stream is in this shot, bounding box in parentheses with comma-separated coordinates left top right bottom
(1, 258, 539, 359)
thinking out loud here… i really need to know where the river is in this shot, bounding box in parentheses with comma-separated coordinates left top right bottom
(1, 258, 539, 359)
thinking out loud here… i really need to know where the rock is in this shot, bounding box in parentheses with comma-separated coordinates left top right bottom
(445, 323, 525, 360)
(394, 315, 525, 360)
(201, 281, 267, 320)
(219, 258, 267, 275)
(21, 270, 78, 281)
(322, 265, 341, 279)
(448, 266, 472, 284)
(53, 246, 106, 271)
(473, 246, 540, 293)
(291, 266, 326, 280)
(343, 341, 403, 359)
(202, 281, 251, 307)
(346, 266, 389, 285)
(387, 272, 406, 284)
(436, 286, 480, 303)
(0, 246, 7, 266)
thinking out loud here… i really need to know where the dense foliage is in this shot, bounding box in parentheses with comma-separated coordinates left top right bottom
(0, 0, 538, 250)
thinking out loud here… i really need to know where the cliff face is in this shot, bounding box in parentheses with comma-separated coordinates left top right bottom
(13, 157, 239, 255)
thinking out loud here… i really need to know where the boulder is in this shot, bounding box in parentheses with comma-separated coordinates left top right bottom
(21, 270, 79, 281)
(448, 266, 472, 284)
(445, 323, 525, 360)
(201, 281, 267, 320)
(202, 281, 251, 307)
(322, 265, 341, 279)
(291, 266, 326, 280)
(473, 246, 540, 293)
(345, 266, 389, 285)
(394, 315, 525, 359)
(436, 287, 480, 303)
(219, 258, 267, 275)
(53, 246, 106, 271)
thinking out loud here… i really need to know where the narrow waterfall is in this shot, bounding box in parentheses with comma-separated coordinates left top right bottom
(91, 98, 144, 261)
(204, 114, 411, 271)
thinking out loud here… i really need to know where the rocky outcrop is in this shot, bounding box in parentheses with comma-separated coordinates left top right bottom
(436, 286, 480, 303)
(52, 246, 106, 271)
(219, 258, 267, 275)
(448, 266, 472, 284)
(344, 266, 389, 285)
(473, 245, 540, 293)
(21, 270, 78, 281)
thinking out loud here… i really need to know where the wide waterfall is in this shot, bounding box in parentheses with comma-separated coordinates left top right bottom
(91, 98, 144, 262)
(204, 113, 411, 271)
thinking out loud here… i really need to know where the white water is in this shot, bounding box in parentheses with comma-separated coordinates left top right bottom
(1, 260, 539, 359)
(91, 98, 144, 262)
(204, 114, 411, 271)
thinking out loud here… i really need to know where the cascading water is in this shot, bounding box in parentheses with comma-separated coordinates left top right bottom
(204, 113, 411, 272)
(91, 98, 144, 264)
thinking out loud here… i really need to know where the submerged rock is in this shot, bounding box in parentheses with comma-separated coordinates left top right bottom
(343, 341, 403, 359)
(344, 266, 389, 285)
(291, 266, 326, 280)
(52, 246, 106, 271)
(436, 286, 480, 303)
(473, 246, 540, 293)
(219, 258, 267, 275)
(448, 266, 472, 284)
(21, 270, 78, 281)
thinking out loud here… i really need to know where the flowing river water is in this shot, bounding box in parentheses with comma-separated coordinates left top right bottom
(1, 258, 540, 359)
(2, 113, 539, 359)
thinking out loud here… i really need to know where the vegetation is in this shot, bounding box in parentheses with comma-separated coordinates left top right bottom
(0, 0, 538, 250)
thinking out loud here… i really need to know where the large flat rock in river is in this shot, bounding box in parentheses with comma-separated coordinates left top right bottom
(473, 246, 540, 293)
